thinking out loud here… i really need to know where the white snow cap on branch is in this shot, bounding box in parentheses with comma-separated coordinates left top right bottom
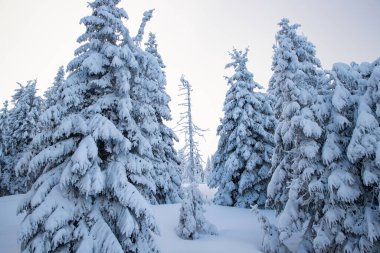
(134, 9, 155, 46)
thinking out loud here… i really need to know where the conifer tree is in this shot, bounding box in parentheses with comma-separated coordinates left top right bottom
(18, 1, 159, 252)
(177, 147, 187, 180)
(267, 19, 323, 214)
(347, 63, 380, 251)
(312, 61, 380, 252)
(305, 66, 359, 253)
(266, 19, 380, 252)
(16, 69, 66, 187)
(209, 48, 275, 208)
(44, 66, 65, 108)
(252, 205, 291, 253)
(176, 76, 217, 239)
(0, 101, 11, 195)
(267, 18, 323, 211)
(145, 33, 165, 69)
(265, 19, 327, 251)
(0, 81, 44, 196)
(204, 156, 213, 184)
(130, 31, 182, 204)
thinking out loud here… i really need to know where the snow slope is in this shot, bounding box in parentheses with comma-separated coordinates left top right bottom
(0, 184, 274, 253)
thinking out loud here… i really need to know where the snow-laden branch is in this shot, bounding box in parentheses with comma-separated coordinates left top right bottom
(134, 9, 154, 46)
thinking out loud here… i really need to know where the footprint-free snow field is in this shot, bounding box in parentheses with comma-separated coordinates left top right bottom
(0, 185, 275, 253)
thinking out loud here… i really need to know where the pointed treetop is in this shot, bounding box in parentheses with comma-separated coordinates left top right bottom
(44, 66, 65, 107)
(145, 32, 166, 68)
(275, 18, 320, 69)
(146, 32, 157, 48)
(12, 80, 38, 104)
(54, 66, 65, 82)
(89, 0, 124, 10)
(75, 0, 129, 51)
(277, 18, 300, 37)
(2, 100, 9, 111)
(225, 48, 262, 90)
(225, 48, 249, 71)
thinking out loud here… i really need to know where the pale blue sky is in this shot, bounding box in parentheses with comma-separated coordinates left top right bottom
(0, 0, 379, 159)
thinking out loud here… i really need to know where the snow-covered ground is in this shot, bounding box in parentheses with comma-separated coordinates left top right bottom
(0, 184, 274, 253)
(0, 194, 24, 253)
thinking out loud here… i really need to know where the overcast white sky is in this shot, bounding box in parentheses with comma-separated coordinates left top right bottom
(1, 0, 380, 160)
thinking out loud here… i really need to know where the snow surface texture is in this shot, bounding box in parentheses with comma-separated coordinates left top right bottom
(0, 185, 278, 253)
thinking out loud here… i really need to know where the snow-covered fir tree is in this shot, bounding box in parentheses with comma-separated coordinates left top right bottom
(177, 147, 187, 180)
(130, 31, 182, 204)
(347, 63, 380, 251)
(180, 151, 203, 184)
(145, 33, 165, 69)
(267, 19, 324, 214)
(44, 66, 65, 108)
(266, 19, 380, 252)
(0, 81, 44, 196)
(208, 48, 275, 208)
(301, 65, 358, 253)
(266, 18, 328, 251)
(252, 205, 291, 253)
(16, 69, 67, 188)
(18, 1, 160, 252)
(204, 156, 213, 183)
(0, 101, 11, 195)
(177, 75, 217, 239)
(196, 154, 205, 183)
(311, 60, 380, 252)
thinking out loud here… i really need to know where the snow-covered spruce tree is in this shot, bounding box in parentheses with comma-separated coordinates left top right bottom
(266, 18, 328, 251)
(0, 81, 44, 196)
(208, 48, 275, 208)
(18, 1, 159, 252)
(176, 75, 217, 239)
(44, 66, 65, 108)
(311, 61, 380, 252)
(177, 147, 187, 180)
(308, 66, 359, 253)
(0, 101, 11, 195)
(180, 149, 203, 184)
(15, 68, 67, 188)
(145, 33, 165, 69)
(252, 205, 291, 253)
(204, 156, 213, 183)
(267, 18, 323, 213)
(196, 153, 205, 183)
(129, 30, 182, 204)
(347, 64, 380, 251)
